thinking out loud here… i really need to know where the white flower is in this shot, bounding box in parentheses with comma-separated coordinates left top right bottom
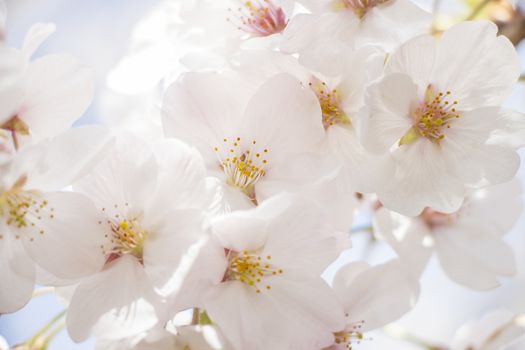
(360, 21, 524, 216)
(0, 23, 94, 144)
(179, 0, 294, 44)
(451, 310, 525, 350)
(0, 126, 111, 313)
(280, 0, 430, 75)
(64, 135, 210, 341)
(199, 194, 346, 350)
(325, 259, 419, 350)
(162, 72, 327, 210)
(374, 180, 521, 290)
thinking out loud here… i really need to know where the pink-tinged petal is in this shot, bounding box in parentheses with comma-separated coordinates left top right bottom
(66, 255, 159, 342)
(161, 72, 246, 167)
(240, 73, 324, 163)
(442, 108, 520, 186)
(361, 73, 417, 154)
(386, 34, 436, 90)
(434, 223, 516, 290)
(378, 139, 465, 216)
(0, 230, 35, 313)
(21, 23, 56, 61)
(19, 191, 107, 279)
(21, 53, 94, 139)
(143, 208, 206, 295)
(0, 47, 24, 125)
(433, 21, 519, 109)
(333, 259, 419, 332)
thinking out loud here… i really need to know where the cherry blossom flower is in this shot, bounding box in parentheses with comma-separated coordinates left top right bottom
(0, 23, 94, 145)
(162, 72, 327, 210)
(64, 135, 210, 341)
(198, 194, 347, 350)
(325, 259, 419, 350)
(360, 21, 524, 216)
(0, 127, 111, 313)
(280, 0, 430, 75)
(374, 180, 521, 290)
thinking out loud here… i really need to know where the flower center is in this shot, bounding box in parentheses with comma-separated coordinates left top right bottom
(227, 0, 288, 37)
(308, 79, 350, 129)
(98, 206, 148, 264)
(225, 250, 283, 294)
(333, 0, 391, 18)
(330, 321, 365, 349)
(214, 137, 269, 204)
(0, 176, 53, 241)
(399, 85, 460, 145)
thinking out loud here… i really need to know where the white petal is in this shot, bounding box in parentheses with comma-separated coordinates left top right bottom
(143, 208, 205, 295)
(25, 126, 113, 191)
(0, 231, 35, 313)
(21, 54, 94, 138)
(433, 21, 519, 109)
(434, 223, 516, 290)
(21, 23, 56, 61)
(165, 235, 227, 316)
(73, 133, 158, 217)
(378, 140, 465, 216)
(361, 73, 417, 153)
(240, 73, 324, 163)
(334, 259, 419, 331)
(20, 191, 107, 279)
(211, 212, 268, 252)
(66, 255, 159, 342)
(149, 139, 208, 215)
(256, 194, 342, 275)
(357, 0, 431, 52)
(488, 109, 525, 149)
(161, 72, 246, 167)
(385, 34, 436, 89)
(442, 108, 520, 186)
(0, 47, 24, 125)
(373, 208, 432, 278)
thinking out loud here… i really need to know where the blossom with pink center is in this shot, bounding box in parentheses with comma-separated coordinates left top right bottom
(227, 0, 288, 37)
(360, 21, 525, 216)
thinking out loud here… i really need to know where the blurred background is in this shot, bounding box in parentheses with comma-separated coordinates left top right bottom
(1, 0, 525, 349)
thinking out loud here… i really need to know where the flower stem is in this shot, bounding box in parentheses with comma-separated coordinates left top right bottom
(26, 310, 66, 348)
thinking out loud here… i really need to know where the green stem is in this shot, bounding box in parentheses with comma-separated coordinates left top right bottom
(40, 321, 66, 350)
(26, 310, 66, 347)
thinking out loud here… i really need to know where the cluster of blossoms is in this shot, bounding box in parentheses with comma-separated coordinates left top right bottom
(2, 0, 525, 349)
